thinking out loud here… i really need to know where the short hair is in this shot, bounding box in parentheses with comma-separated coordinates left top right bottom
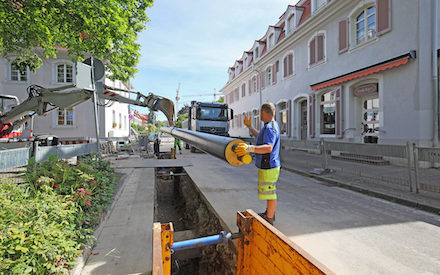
(261, 102, 276, 116)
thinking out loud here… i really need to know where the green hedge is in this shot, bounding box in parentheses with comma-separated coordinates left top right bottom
(0, 154, 116, 274)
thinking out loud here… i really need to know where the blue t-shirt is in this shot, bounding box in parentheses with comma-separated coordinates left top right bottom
(255, 121, 281, 169)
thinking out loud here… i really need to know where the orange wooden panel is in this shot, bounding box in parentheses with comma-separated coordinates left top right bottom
(237, 210, 334, 275)
(152, 223, 164, 275)
(161, 223, 173, 275)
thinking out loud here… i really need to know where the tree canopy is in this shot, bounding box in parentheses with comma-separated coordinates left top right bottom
(0, 0, 153, 81)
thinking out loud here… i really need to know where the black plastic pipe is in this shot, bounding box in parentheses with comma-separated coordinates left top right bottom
(160, 127, 251, 166)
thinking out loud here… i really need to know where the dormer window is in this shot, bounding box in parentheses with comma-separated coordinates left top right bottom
(288, 15, 295, 33)
(269, 34, 274, 49)
(255, 47, 259, 59)
(244, 57, 248, 68)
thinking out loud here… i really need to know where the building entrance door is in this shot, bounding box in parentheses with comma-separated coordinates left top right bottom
(361, 95, 380, 143)
(300, 100, 308, 140)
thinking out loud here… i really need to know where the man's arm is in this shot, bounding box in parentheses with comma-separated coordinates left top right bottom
(253, 144, 273, 154)
(248, 126, 259, 137)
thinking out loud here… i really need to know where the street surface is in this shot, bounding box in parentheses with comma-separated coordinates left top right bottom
(166, 138, 440, 275)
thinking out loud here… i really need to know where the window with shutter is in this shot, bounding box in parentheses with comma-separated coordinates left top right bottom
(242, 83, 246, 97)
(249, 80, 252, 95)
(338, 19, 349, 53)
(309, 37, 316, 65)
(309, 34, 325, 66)
(376, 0, 391, 35)
(283, 56, 288, 77)
(355, 5, 376, 45)
(317, 35, 324, 62)
(272, 64, 277, 84)
(288, 54, 293, 76)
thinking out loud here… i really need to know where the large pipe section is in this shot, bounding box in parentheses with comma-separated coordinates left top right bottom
(160, 127, 251, 166)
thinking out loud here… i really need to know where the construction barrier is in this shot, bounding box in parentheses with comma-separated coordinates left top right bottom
(280, 140, 440, 195)
(152, 210, 333, 275)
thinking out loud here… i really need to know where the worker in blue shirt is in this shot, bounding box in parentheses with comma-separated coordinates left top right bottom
(235, 102, 281, 225)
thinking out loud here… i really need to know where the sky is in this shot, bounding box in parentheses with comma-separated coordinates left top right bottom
(132, 0, 299, 120)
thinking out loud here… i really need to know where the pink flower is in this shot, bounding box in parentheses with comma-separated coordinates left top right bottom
(54, 184, 59, 188)
(91, 180, 96, 184)
(66, 202, 71, 205)
(77, 188, 86, 192)
(85, 201, 92, 207)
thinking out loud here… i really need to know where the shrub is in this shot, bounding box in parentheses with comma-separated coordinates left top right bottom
(0, 154, 116, 274)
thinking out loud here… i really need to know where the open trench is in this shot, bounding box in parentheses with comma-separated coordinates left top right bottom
(154, 167, 237, 275)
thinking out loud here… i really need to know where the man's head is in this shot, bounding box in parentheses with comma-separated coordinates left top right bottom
(260, 102, 276, 123)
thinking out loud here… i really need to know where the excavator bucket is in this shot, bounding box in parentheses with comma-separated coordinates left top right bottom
(154, 97, 175, 126)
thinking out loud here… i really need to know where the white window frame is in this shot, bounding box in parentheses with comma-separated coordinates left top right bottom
(276, 100, 288, 136)
(241, 82, 246, 97)
(252, 109, 260, 129)
(52, 60, 75, 85)
(53, 107, 76, 128)
(252, 75, 258, 94)
(265, 65, 272, 87)
(318, 89, 336, 136)
(307, 30, 327, 70)
(348, 0, 377, 51)
(355, 5, 376, 45)
(6, 61, 29, 83)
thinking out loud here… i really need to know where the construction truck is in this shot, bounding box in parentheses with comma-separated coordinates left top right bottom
(182, 101, 232, 152)
(0, 60, 174, 141)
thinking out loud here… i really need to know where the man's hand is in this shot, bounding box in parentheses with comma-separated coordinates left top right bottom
(244, 115, 252, 128)
(235, 143, 255, 156)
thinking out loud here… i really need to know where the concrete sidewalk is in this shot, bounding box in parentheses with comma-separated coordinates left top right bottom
(179, 152, 440, 275)
(280, 149, 440, 213)
(81, 159, 155, 275)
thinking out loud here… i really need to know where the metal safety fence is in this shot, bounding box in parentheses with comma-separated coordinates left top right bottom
(0, 143, 99, 184)
(280, 139, 440, 195)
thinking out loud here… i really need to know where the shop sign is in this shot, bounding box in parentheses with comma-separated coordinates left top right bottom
(354, 83, 377, 97)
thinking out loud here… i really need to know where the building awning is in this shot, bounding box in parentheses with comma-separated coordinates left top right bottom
(311, 51, 416, 91)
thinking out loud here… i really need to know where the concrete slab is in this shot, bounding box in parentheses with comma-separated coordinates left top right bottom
(111, 158, 193, 168)
(179, 152, 440, 275)
(81, 166, 155, 275)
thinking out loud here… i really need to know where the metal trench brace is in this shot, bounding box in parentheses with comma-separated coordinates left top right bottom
(153, 210, 334, 275)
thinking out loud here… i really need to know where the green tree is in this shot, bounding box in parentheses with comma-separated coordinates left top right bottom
(175, 113, 188, 128)
(0, 0, 153, 81)
(217, 96, 224, 103)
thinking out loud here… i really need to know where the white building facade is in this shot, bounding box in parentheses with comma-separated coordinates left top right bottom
(0, 48, 130, 139)
(221, 0, 440, 146)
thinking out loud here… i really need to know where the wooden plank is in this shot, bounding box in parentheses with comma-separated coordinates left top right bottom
(152, 223, 164, 275)
(239, 210, 334, 275)
(161, 223, 173, 275)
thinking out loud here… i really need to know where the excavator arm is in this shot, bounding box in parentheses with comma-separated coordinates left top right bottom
(0, 84, 174, 138)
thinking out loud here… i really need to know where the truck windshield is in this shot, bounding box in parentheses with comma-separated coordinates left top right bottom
(196, 107, 228, 121)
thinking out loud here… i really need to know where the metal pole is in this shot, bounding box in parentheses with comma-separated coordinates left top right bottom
(406, 141, 413, 192)
(91, 58, 102, 159)
(432, 0, 439, 147)
(412, 143, 420, 193)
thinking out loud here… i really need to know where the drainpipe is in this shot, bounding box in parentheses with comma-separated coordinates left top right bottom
(433, 0, 439, 147)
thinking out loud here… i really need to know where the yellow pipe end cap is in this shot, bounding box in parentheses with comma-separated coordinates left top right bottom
(241, 154, 252, 164)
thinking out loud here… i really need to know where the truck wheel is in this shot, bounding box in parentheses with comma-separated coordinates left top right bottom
(190, 146, 196, 153)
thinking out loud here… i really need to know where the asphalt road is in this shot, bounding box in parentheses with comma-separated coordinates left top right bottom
(173, 142, 440, 275)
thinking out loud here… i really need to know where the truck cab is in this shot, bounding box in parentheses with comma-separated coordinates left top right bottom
(187, 101, 232, 136)
(182, 101, 233, 151)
